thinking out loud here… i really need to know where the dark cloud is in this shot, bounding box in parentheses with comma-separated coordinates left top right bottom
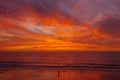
(28, 0, 83, 25)
(0, 0, 30, 19)
(95, 16, 120, 37)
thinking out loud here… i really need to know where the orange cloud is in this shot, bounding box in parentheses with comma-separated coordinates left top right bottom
(0, 0, 120, 51)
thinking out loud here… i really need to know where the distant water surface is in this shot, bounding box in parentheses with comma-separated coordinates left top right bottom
(0, 51, 120, 66)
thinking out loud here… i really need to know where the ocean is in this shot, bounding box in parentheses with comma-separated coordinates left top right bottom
(0, 51, 120, 80)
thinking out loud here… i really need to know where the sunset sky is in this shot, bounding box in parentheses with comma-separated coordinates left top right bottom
(0, 0, 120, 51)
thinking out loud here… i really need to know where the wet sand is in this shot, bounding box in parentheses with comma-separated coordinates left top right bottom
(0, 68, 120, 80)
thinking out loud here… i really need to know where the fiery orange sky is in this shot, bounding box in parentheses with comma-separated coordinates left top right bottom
(0, 0, 120, 51)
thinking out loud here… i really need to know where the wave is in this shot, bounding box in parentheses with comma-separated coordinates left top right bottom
(0, 62, 120, 71)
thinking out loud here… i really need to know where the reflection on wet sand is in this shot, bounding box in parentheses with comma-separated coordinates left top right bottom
(0, 69, 120, 80)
